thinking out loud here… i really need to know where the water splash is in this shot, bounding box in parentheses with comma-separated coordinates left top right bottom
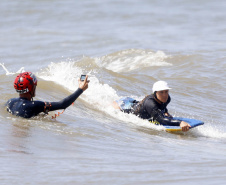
(195, 121, 226, 139)
(37, 59, 226, 138)
(36, 60, 168, 132)
(0, 63, 25, 75)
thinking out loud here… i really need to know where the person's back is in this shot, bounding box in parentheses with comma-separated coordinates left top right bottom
(6, 97, 45, 118)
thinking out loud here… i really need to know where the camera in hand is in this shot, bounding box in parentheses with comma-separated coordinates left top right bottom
(80, 75, 86, 81)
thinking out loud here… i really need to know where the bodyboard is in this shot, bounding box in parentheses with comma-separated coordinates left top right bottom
(161, 117, 204, 132)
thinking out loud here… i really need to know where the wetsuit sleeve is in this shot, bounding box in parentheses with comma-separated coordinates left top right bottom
(49, 88, 83, 111)
(144, 98, 181, 126)
(151, 109, 181, 126)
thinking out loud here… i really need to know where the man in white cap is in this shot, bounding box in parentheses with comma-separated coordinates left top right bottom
(113, 81, 191, 132)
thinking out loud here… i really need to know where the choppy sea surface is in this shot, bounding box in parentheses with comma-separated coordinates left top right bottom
(0, 0, 226, 184)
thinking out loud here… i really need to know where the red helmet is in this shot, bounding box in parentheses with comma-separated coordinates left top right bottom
(14, 72, 38, 94)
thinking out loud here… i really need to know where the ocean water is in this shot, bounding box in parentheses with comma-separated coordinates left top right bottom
(0, 0, 226, 184)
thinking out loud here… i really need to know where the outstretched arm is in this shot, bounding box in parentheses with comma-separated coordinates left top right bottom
(152, 109, 191, 131)
(49, 88, 83, 111)
(48, 75, 89, 111)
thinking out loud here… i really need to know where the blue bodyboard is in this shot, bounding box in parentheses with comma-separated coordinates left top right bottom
(162, 117, 204, 132)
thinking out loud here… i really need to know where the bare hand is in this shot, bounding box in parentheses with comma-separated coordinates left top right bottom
(78, 75, 89, 91)
(180, 121, 191, 132)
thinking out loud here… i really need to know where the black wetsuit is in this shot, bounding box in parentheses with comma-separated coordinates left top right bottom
(133, 94, 181, 126)
(6, 88, 83, 118)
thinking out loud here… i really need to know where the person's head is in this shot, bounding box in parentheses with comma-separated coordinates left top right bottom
(14, 72, 38, 98)
(152, 81, 171, 103)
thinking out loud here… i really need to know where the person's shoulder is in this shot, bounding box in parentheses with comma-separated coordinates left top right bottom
(6, 98, 20, 105)
(146, 94, 155, 101)
(144, 94, 156, 105)
(7, 97, 19, 101)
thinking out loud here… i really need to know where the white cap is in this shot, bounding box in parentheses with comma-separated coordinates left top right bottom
(152, 81, 171, 93)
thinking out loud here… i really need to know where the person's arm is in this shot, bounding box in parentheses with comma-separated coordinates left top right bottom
(144, 98, 190, 130)
(151, 108, 181, 126)
(152, 109, 191, 131)
(143, 99, 179, 126)
(49, 88, 83, 111)
(45, 75, 89, 112)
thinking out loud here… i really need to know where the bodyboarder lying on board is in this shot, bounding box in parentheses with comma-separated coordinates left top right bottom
(112, 81, 191, 132)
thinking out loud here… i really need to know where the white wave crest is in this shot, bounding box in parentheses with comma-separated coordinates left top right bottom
(95, 49, 172, 73)
(37, 61, 119, 105)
